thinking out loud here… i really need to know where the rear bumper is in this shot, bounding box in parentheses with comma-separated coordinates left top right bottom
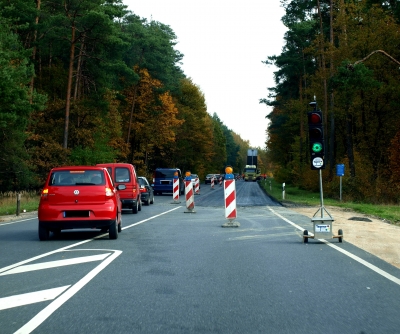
(39, 219, 115, 230)
(153, 185, 173, 193)
(38, 202, 118, 222)
(121, 199, 138, 209)
(140, 193, 150, 201)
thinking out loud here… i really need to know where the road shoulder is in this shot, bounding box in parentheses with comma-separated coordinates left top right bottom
(284, 204, 400, 269)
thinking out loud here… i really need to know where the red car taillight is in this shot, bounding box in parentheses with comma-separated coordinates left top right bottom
(105, 187, 114, 197)
(41, 188, 49, 201)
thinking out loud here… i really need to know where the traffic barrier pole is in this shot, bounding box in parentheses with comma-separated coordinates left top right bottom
(184, 173, 195, 213)
(194, 177, 200, 195)
(222, 167, 239, 227)
(211, 176, 215, 190)
(219, 176, 222, 186)
(171, 175, 181, 204)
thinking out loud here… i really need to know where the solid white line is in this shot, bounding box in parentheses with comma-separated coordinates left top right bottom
(0, 217, 37, 226)
(0, 286, 70, 311)
(121, 206, 182, 231)
(323, 241, 400, 285)
(268, 206, 400, 286)
(14, 250, 122, 334)
(0, 253, 110, 276)
(268, 207, 311, 233)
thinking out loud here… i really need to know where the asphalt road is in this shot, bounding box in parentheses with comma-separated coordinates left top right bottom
(0, 181, 399, 333)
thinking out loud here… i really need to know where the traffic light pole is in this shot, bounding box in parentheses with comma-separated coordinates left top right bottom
(303, 99, 342, 243)
(315, 168, 332, 219)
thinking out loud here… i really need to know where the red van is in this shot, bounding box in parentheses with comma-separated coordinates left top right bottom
(97, 163, 142, 213)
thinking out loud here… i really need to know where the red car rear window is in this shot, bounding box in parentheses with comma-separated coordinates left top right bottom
(49, 170, 105, 185)
(115, 167, 131, 182)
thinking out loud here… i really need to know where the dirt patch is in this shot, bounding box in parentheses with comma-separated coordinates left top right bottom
(285, 204, 400, 269)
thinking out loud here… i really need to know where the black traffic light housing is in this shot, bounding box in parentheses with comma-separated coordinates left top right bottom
(308, 102, 325, 170)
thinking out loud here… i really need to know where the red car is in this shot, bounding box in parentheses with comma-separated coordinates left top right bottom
(38, 166, 125, 240)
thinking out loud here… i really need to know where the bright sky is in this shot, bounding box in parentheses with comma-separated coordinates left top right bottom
(124, 0, 287, 148)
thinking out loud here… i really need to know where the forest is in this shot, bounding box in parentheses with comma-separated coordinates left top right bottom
(264, 0, 400, 203)
(0, 0, 264, 192)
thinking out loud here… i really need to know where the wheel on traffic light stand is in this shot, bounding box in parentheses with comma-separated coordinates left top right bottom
(338, 229, 343, 243)
(303, 230, 309, 243)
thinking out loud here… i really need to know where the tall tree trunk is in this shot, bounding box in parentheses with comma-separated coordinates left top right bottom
(329, 0, 335, 177)
(63, 23, 76, 149)
(345, 108, 356, 177)
(74, 37, 85, 102)
(29, 0, 41, 104)
(127, 84, 138, 145)
(299, 77, 304, 164)
(126, 51, 144, 145)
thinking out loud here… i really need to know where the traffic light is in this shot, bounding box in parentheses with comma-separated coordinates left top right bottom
(308, 108, 325, 170)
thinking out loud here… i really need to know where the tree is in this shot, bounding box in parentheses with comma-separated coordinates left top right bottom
(173, 78, 214, 176)
(38, 0, 129, 149)
(120, 15, 184, 145)
(0, 16, 46, 191)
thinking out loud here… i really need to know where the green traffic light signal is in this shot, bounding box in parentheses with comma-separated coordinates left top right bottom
(312, 142, 323, 153)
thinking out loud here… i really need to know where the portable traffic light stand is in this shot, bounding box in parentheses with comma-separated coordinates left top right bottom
(303, 100, 343, 243)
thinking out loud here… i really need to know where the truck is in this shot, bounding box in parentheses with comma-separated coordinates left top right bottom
(243, 149, 261, 181)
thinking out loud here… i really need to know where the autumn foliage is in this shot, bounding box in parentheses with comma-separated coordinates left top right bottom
(0, 1, 255, 191)
(264, 0, 400, 203)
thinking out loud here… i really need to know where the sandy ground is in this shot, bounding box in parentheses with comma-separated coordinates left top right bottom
(285, 205, 400, 269)
(1, 207, 400, 269)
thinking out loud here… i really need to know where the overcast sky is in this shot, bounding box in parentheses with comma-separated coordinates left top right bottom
(124, 0, 287, 148)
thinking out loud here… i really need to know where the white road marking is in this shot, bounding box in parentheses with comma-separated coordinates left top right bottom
(0, 286, 70, 311)
(0, 207, 182, 333)
(14, 250, 122, 334)
(0, 253, 110, 276)
(0, 207, 182, 275)
(0, 217, 37, 226)
(268, 206, 400, 286)
(121, 206, 182, 231)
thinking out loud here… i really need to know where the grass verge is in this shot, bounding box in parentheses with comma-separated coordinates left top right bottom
(259, 178, 400, 225)
(0, 191, 39, 216)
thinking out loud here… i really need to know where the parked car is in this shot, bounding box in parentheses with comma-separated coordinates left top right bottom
(38, 166, 125, 240)
(190, 174, 200, 190)
(138, 176, 154, 205)
(152, 168, 184, 195)
(97, 163, 141, 214)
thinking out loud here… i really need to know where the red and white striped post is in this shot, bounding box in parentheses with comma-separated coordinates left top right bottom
(219, 175, 222, 186)
(194, 177, 200, 195)
(211, 176, 215, 190)
(184, 171, 196, 213)
(171, 172, 181, 204)
(222, 166, 240, 227)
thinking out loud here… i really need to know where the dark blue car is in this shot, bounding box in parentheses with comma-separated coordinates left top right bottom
(152, 168, 184, 195)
